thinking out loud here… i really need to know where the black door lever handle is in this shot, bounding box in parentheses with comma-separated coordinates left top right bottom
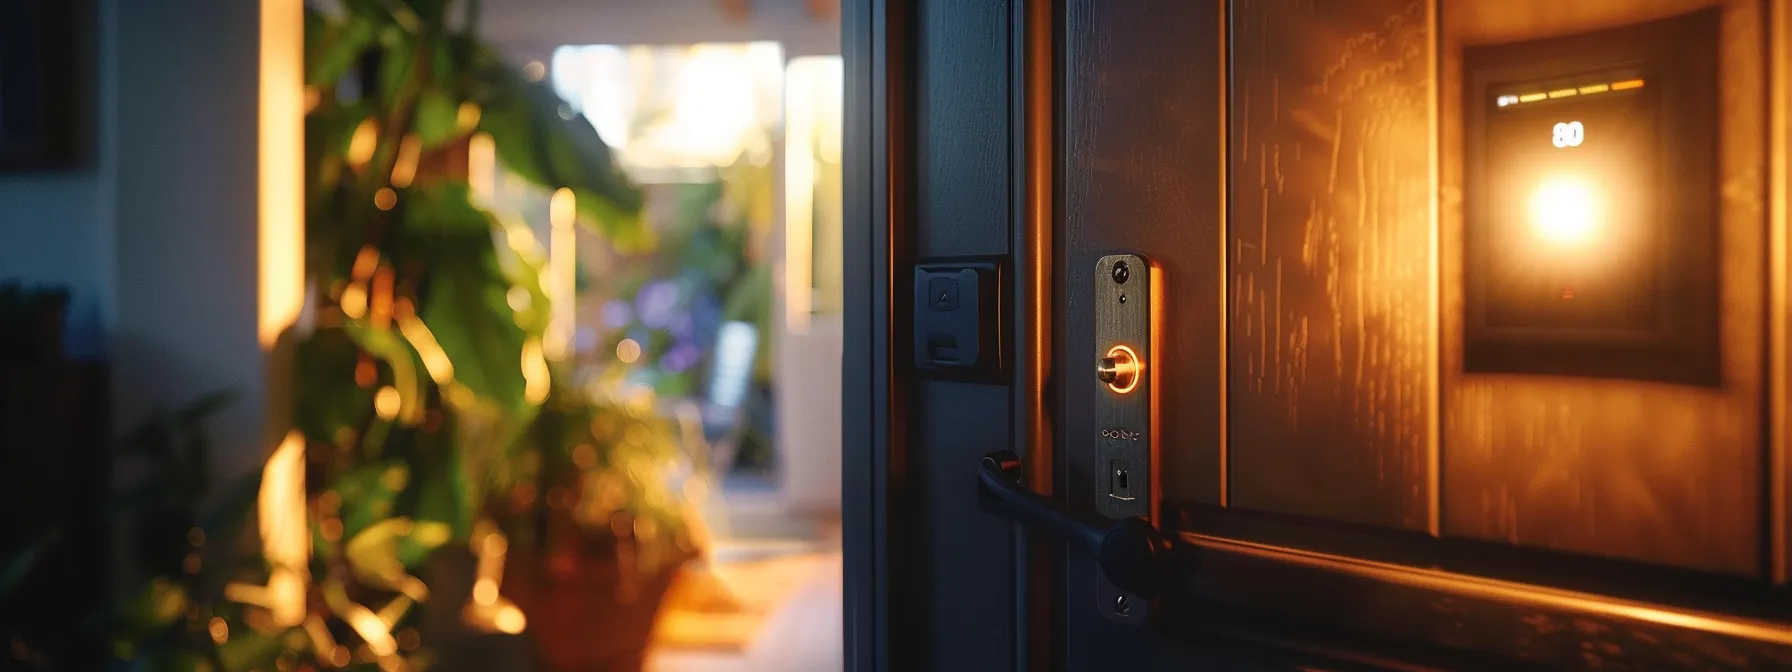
(977, 450, 1166, 598)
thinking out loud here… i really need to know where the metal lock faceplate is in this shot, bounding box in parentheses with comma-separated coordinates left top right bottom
(1092, 254, 1156, 521)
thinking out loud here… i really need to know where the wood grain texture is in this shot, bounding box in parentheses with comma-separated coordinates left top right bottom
(1439, 0, 1766, 575)
(1060, 1, 1226, 668)
(1226, 0, 1436, 530)
(1061, 0, 1226, 509)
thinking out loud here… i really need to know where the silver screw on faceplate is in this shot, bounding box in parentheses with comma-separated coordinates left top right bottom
(1113, 595, 1131, 617)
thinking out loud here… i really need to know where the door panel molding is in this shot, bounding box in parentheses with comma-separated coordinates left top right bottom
(1223, 0, 1439, 533)
(1184, 533, 1792, 669)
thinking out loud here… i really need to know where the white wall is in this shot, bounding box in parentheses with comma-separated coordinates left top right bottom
(109, 0, 267, 480)
(0, 0, 268, 483)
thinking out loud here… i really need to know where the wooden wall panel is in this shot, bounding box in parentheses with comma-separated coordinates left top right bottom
(1439, 0, 1766, 575)
(1227, 0, 1436, 530)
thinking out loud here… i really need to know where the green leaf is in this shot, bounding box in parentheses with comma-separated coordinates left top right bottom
(344, 518, 449, 591)
(400, 184, 530, 413)
(112, 579, 190, 640)
(722, 265, 773, 323)
(407, 420, 480, 539)
(378, 29, 419, 110)
(331, 460, 410, 544)
(471, 51, 646, 245)
(345, 323, 425, 426)
(413, 88, 462, 149)
(293, 327, 377, 442)
(305, 8, 375, 88)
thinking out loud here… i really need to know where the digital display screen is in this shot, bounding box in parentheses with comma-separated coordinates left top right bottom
(1480, 76, 1661, 333)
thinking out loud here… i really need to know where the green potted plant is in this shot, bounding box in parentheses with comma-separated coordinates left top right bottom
(104, 1, 692, 669)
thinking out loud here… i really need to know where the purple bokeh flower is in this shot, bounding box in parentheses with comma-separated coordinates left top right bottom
(600, 299, 633, 329)
(635, 280, 681, 329)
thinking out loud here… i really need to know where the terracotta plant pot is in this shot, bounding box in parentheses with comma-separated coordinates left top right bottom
(503, 533, 688, 672)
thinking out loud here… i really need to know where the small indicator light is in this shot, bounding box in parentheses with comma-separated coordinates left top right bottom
(1519, 92, 1549, 103)
(1610, 78, 1645, 91)
(1497, 95, 1519, 107)
(1578, 83, 1610, 95)
(1547, 88, 1579, 99)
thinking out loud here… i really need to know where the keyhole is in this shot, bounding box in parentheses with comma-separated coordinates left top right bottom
(1115, 469, 1129, 490)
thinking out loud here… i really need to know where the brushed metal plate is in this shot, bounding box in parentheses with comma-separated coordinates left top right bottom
(1093, 253, 1157, 521)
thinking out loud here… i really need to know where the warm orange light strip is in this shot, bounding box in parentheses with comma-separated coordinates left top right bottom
(1147, 264, 1163, 526)
(1187, 533, 1792, 648)
(544, 188, 576, 361)
(783, 59, 820, 336)
(1501, 78, 1643, 110)
(1769, 0, 1789, 584)
(259, 0, 304, 349)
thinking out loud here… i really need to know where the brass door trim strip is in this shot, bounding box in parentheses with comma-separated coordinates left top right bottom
(1185, 532, 1792, 649)
(1771, 0, 1790, 586)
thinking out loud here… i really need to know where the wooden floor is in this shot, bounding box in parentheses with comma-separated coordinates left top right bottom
(645, 490, 843, 672)
(644, 551, 843, 672)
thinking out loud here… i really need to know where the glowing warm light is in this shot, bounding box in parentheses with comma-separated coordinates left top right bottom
(521, 338, 551, 405)
(468, 133, 496, 203)
(396, 305, 455, 385)
(259, 0, 304, 349)
(374, 386, 401, 420)
(504, 224, 540, 257)
(456, 102, 482, 133)
(1528, 176, 1601, 247)
(616, 338, 642, 363)
(225, 432, 308, 627)
(370, 267, 394, 330)
(208, 617, 229, 644)
(1102, 344, 1143, 395)
(1499, 79, 1643, 110)
(472, 578, 498, 606)
(506, 286, 532, 313)
(390, 134, 421, 188)
(348, 119, 379, 167)
(374, 187, 398, 211)
(352, 245, 380, 281)
(344, 605, 399, 657)
(522, 60, 547, 82)
(462, 523, 526, 635)
(303, 615, 338, 657)
(493, 605, 527, 634)
(340, 282, 369, 319)
(545, 188, 576, 360)
(784, 57, 842, 335)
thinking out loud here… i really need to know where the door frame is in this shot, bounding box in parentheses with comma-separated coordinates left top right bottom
(846, 1, 1792, 671)
(840, 0, 906, 669)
